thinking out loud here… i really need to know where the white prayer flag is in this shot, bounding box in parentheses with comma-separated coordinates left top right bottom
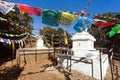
(0, 1, 15, 15)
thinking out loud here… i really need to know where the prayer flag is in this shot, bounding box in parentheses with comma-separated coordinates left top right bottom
(3, 38, 8, 43)
(11, 42, 15, 50)
(109, 24, 120, 38)
(59, 12, 78, 26)
(0, 37, 4, 42)
(88, 0, 91, 3)
(93, 21, 115, 29)
(0, 1, 15, 15)
(42, 9, 61, 26)
(17, 4, 42, 16)
(14, 5, 20, 14)
(0, 17, 7, 21)
(8, 39, 11, 44)
(64, 31, 68, 45)
(93, 19, 106, 22)
(73, 17, 92, 32)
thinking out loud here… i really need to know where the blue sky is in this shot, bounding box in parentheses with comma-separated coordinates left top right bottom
(11, 0, 120, 35)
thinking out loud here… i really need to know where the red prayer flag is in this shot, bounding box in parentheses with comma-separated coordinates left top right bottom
(17, 4, 42, 16)
(93, 21, 115, 29)
(88, 0, 91, 3)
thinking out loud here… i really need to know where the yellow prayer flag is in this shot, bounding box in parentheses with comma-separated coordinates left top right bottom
(59, 12, 77, 26)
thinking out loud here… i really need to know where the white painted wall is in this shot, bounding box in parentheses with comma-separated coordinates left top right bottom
(61, 54, 108, 79)
(72, 40, 95, 50)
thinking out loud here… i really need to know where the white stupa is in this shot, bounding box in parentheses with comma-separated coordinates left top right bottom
(72, 31, 96, 50)
(36, 35, 48, 49)
(72, 31, 98, 57)
(57, 31, 109, 80)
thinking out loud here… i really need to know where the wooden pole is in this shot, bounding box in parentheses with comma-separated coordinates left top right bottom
(35, 49, 37, 62)
(109, 48, 114, 80)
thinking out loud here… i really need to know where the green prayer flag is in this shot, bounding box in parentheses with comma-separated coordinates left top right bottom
(42, 9, 61, 26)
(109, 24, 120, 38)
(109, 31, 116, 38)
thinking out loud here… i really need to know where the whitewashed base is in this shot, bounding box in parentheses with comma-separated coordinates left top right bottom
(58, 54, 108, 80)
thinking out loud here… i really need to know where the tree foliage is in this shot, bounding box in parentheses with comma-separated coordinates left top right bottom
(0, 7, 33, 35)
(40, 26, 72, 47)
(88, 12, 120, 52)
(0, 1, 34, 59)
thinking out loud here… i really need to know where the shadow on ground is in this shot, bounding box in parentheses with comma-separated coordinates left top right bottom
(0, 65, 23, 80)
